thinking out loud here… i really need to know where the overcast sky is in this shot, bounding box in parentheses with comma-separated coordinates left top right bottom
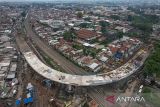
(0, 0, 160, 3)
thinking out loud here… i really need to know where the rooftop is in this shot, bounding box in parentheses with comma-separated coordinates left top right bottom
(76, 29, 98, 40)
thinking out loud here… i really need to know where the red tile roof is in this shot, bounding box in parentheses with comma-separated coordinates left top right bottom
(76, 29, 98, 40)
(108, 45, 118, 53)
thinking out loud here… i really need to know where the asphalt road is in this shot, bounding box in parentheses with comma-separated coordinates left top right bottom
(24, 15, 90, 75)
(13, 14, 110, 107)
(23, 13, 115, 107)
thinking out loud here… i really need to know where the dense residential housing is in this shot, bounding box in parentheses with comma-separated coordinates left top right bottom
(1, 2, 159, 107)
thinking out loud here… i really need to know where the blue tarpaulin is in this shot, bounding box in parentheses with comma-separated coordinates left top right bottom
(23, 98, 28, 104)
(15, 100, 21, 105)
(28, 97, 33, 103)
(114, 52, 123, 59)
(23, 97, 33, 104)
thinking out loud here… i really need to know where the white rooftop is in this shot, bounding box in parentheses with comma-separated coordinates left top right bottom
(88, 63, 99, 70)
(100, 56, 108, 62)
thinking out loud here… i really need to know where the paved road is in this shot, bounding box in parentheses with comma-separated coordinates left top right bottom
(18, 12, 150, 107)
(24, 14, 111, 106)
(119, 80, 138, 107)
(23, 13, 119, 107)
(12, 13, 109, 107)
(24, 15, 89, 75)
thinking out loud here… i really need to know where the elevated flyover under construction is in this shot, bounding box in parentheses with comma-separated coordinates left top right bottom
(15, 15, 149, 86)
(23, 49, 148, 86)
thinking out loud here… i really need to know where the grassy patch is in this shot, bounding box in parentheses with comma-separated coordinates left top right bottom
(41, 53, 63, 72)
(142, 87, 160, 107)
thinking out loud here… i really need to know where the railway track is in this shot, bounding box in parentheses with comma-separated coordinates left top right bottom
(24, 14, 90, 76)
(19, 12, 149, 107)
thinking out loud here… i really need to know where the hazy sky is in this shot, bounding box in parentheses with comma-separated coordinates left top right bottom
(2, 0, 95, 1)
(0, 0, 160, 3)
(0, 0, 106, 3)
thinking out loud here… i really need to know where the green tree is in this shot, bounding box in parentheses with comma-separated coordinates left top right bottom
(83, 48, 89, 55)
(110, 15, 120, 20)
(63, 31, 76, 41)
(127, 15, 133, 21)
(83, 103, 89, 107)
(21, 11, 26, 17)
(116, 31, 124, 40)
(72, 44, 82, 50)
(80, 23, 88, 28)
(132, 22, 153, 33)
(90, 51, 96, 58)
(143, 42, 160, 77)
(99, 21, 109, 35)
(77, 12, 83, 18)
